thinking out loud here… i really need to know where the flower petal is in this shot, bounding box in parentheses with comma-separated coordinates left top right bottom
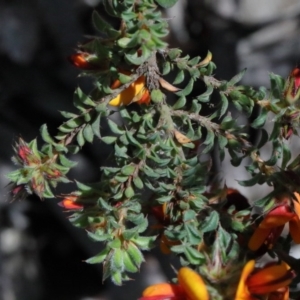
(142, 283, 184, 299)
(248, 227, 272, 251)
(109, 76, 145, 106)
(247, 262, 293, 295)
(289, 216, 300, 243)
(177, 267, 209, 300)
(235, 260, 255, 300)
(58, 198, 83, 210)
(293, 193, 300, 217)
(259, 205, 295, 228)
(268, 287, 289, 300)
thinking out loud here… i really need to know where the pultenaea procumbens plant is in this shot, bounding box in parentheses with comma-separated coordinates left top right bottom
(6, 0, 300, 298)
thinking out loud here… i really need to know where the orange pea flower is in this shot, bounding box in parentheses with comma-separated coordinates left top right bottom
(68, 52, 104, 70)
(235, 260, 294, 300)
(58, 195, 84, 210)
(109, 74, 150, 106)
(140, 267, 209, 300)
(248, 193, 300, 252)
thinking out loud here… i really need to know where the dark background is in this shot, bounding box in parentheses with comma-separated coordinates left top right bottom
(1, 0, 300, 299)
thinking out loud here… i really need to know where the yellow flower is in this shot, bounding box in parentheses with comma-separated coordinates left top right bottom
(140, 267, 209, 300)
(109, 74, 150, 106)
(248, 193, 300, 252)
(235, 260, 294, 300)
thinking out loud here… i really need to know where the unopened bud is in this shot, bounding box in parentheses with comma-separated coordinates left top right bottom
(58, 195, 83, 210)
(31, 175, 45, 198)
(283, 67, 300, 105)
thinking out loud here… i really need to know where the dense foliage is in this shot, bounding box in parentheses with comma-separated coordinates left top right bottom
(7, 0, 300, 298)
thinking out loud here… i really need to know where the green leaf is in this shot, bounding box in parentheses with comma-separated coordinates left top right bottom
(170, 244, 185, 254)
(131, 236, 156, 250)
(254, 191, 276, 208)
(219, 93, 229, 117)
(121, 165, 135, 176)
(288, 154, 300, 171)
(125, 49, 149, 66)
(173, 70, 185, 85)
(83, 124, 94, 143)
(251, 108, 268, 129)
(256, 129, 269, 149)
(122, 228, 138, 241)
(118, 73, 132, 84)
(201, 210, 219, 232)
(102, 136, 117, 144)
(111, 248, 124, 271)
(197, 86, 213, 103)
(59, 154, 77, 168)
(151, 89, 164, 103)
(231, 220, 246, 232)
(74, 88, 95, 108)
(119, 133, 129, 145)
(126, 131, 142, 148)
(282, 143, 291, 169)
(238, 173, 262, 187)
(172, 96, 186, 109)
(115, 174, 129, 183)
(91, 113, 101, 138)
(133, 176, 144, 189)
(67, 145, 80, 154)
(83, 112, 92, 122)
(184, 223, 202, 245)
(218, 135, 228, 150)
(87, 231, 111, 242)
(108, 238, 122, 249)
(202, 130, 215, 153)
(155, 0, 179, 8)
(269, 122, 281, 141)
(125, 186, 134, 198)
(111, 271, 122, 286)
(168, 48, 181, 60)
(156, 195, 173, 203)
(127, 242, 144, 267)
(76, 129, 85, 147)
(183, 210, 196, 222)
(162, 61, 171, 75)
(118, 36, 138, 48)
(139, 29, 151, 41)
(54, 144, 67, 153)
(184, 247, 203, 265)
(98, 197, 113, 211)
(270, 73, 285, 99)
(64, 117, 83, 129)
(60, 111, 78, 119)
(123, 251, 138, 273)
(176, 79, 194, 96)
(228, 68, 247, 85)
(85, 248, 110, 264)
(40, 124, 55, 144)
(92, 10, 119, 38)
(108, 119, 125, 135)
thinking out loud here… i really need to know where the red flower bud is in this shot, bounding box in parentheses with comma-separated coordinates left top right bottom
(283, 67, 300, 104)
(45, 168, 62, 179)
(10, 183, 28, 201)
(18, 145, 32, 163)
(58, 195, 83, 210)
(68, 53, 105, 70)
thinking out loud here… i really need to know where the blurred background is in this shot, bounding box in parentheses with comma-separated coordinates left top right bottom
(1, 0, 300, 299)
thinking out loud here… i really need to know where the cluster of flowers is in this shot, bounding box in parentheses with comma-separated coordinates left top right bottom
(60, 179, 300, 299)
(138, 192, 300, 300)
(140, 260, 292, 300)
(66, 53, 300, 299)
